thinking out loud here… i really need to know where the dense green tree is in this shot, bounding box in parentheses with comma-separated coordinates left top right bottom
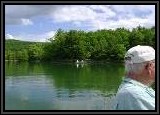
(5, 26, 155, 62)
(28, 43, 45, 61)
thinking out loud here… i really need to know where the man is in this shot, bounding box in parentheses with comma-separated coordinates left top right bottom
(113, 45, 155, 110)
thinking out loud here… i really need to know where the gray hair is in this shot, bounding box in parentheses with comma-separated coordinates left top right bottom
(124, 60, 147, 73)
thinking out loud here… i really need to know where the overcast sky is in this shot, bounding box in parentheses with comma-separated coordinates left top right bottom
(5, 5, 155, 42)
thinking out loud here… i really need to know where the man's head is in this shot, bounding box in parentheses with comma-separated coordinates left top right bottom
(124, 45, 155, 86)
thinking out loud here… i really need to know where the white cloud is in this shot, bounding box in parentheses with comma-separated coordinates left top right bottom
(5, 31, 56, 42)
(72, 21, 82, 26)
(88, 5, 116, 18)
(86, 5, 155, 30)
(5, 5, 155, 31)
(52, 5, 117, 23)
(37, 30, 56, 42)
(21, 18, 33, 25)
(110, 5, 154, 14)
(26, 31, 56, 42)
(51, 5, 155, 30)
(90, 16, 154, 31)
(52, 5, 96, 22)
(5, 33, 23, 41)
(5, 34, 15, 39)
(5, 5, 59, 25)
(108, 5, 155, 20)
(45, 31, 56, 39)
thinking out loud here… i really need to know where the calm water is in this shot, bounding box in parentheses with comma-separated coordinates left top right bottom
(5, 61, 125, 110)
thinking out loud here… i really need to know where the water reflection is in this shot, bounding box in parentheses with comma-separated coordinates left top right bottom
(76, 64, 84, 68)
(5, 62, 124, 110)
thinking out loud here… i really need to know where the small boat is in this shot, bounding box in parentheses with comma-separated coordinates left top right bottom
(76, 60, 79, 63)
(75, 60, 84, 64)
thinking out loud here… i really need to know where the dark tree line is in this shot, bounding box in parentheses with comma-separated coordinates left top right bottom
(5, 26, 155, 62)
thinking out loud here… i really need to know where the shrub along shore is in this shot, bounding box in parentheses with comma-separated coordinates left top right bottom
(5, 26, 155, 63)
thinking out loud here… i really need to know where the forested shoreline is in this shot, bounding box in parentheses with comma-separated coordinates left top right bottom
(5, 26, 155, 63)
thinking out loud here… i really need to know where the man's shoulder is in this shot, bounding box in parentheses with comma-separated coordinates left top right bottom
(114, 79, 155, 110)
(117, 83, 146, 97)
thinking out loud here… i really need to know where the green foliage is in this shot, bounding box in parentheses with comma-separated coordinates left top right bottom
(5, 39, 46, 61)
(28, 43, 45, 61)
(5, 26, 155, 62)
(129, 26, 155, 48)
(16, 49, 29, 61)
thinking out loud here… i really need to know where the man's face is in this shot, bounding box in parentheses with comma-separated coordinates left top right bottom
(147, 60, 155, 84)
(151, 61, 155, 81)
(142, 60, 155, 85)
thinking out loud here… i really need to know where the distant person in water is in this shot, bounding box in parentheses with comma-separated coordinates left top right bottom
(113, 45, 155, 110)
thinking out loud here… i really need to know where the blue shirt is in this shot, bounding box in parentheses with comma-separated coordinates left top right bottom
(113, 77, 155, 110)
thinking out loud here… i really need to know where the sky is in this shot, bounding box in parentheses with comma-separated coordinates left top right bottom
(5, 5, 155, 42)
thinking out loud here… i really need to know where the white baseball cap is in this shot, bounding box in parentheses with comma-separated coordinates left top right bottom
(124, 45, 155, 63)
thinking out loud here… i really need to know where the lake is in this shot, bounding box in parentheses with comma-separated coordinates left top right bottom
(5, 61, 125, 110)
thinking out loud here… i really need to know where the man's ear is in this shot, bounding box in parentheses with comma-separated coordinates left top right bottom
(145, 62, 152, 69)
(146, 63, 153, 76)
(145, 63, 149, 69)
(145, 63, 151, 74)
(148, 68, 152, 76)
